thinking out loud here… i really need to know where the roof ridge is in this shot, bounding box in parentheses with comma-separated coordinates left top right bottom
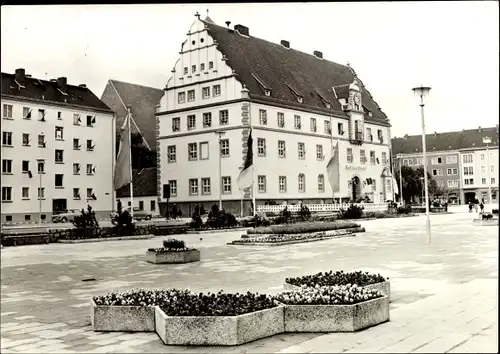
(2, 72, 90, 91)
(109, 79, 163, 92)
(393, 126, 499, 139)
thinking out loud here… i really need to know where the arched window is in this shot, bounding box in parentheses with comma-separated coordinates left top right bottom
(318, 174, 325, 192)
(298, 173, 306, 192)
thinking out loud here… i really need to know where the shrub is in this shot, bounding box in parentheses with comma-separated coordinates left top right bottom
(492, 209, 499, 215)
(298, 204, 311, 221)
(248, 221, 360, 235)
(274, 206, 293, 224)
(111, 208, 135, 236)
(338, 204, 364, 219)
(363, 211, 391, 219)
(482, 213, 493, 220)
(397, 205, 412, 214)
(286, 270, 387, 288)
(169, 204, 182, 219)
(190, 212, 203, 229)
(253, 213, 271, 227)
(275, 284, 383, 305)
(73, 205, 100, 229)
(205, 209, 238, 229)
(163, 238, 185, 249)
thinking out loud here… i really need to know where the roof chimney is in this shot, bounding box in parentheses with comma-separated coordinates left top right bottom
(50, 79, 57, 83)
(79, 84, 87, 88)
(281, 40, 290, 48)
(313, 50, 323, 59)
(25, 74, 32, 78)
(57, 77, 67, 93)
(234, 24, 249, 36)
(15, 68, 25, 82)
(225, 21, 231, 28)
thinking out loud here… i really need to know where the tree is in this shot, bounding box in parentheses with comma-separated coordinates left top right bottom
(394, 166, 440, 204)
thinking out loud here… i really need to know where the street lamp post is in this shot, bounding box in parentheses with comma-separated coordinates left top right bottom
(412, 86, 432, 244)
(483, 136, 492, 210)
(215, 131, 226, 210)
(397, 154, 404, 206)
(420, 176, 425, 204)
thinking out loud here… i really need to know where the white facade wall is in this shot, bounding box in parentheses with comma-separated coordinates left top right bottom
(460, 147, 499, 203)
(1, 97, 114, 222)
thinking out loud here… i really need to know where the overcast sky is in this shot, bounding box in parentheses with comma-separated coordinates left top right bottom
(2, 2, 498, 138)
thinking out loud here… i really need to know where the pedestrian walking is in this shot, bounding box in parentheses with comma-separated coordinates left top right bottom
(480, 202, 484, 214)
(469, 202, 473, 213)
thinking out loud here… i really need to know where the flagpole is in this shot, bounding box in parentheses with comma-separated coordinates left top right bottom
(127, 108, 134, 218)
(240, 190, 243, 218)
(330, 116, 335, 204)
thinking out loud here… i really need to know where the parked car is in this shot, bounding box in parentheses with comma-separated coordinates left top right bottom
(52, 209, 80, 223)
(110, 207, 152, 222)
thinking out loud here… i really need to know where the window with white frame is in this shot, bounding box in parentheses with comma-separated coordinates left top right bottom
(482, 178, 487, 185)
(183, 67, 188, 75)
(187, 115, 196, 129)
(188, 143, 198, 160)
(462, 154, 473, 163)
(23, 107, 32, 119)
(187, 90, 195, 102)
(298, 173, 306, 192)
(278, 140, 286, 158)
(316, 145, 323, 160)
(73, 113, 81, 125)
(22, 160, 29, 173)
(481, 166, 486, 172)
(169, 180, 177, 196)
(257, 138, 266, 156)
(2, 132, 12, 146)
(310, 118, 317, 132)
(370, 150, 375, 164)
(202, 112, 211, 127)
(38, 187, 45, 199)
(209, 61, 214, 69)
(324, 120, 331, 134)
(279, 176, 287, 192)
(382, 152, 387, 165)
(38, 134, 45, 148)
(318, 174, 325, 192)
(297, 142, 305, 159)
(22, 133, 30, 146)
(492, 178, 496, 185)
(87, 139, 94, 151)
(219, 110, 229, 125)
(220, 139, 229, 157)
(86, 164, 94, 175)
(55, 174, 64, 188)
(416, 157, 423, 165)
(222, 176, 231, 194)
(463, 166, 473, 175)
(366, 127, 373, 141)
(191, 65, 196, 74)
(464, 178, 474, 185)
(200, 63, 205, 72)
(37, 160, 45, 173)
(73, 188, 80, 200)
(294, 115, 301, 129)
(167, 146, 176, 163)
(337, 122, 344, 135)
(403, 159, 408, 166)
(38, 109, 46, 121)
(447, 180, 453, 188)
(258, 175, 266, 192)
(87, 188, 93, 199)
(55, 126, 64, 140)
(360, 150, 366, 164)
(2, 186, 12, 201)
(259, 109, 267, 125)
(172, 117, 180, 132)
(178, 92, 186, 103)
(2, 159, 12, 174)
(446, 155, 457, 164)
(199, 142, 209, 160)
(201, 178, 211, 195)
(277, 112, 285, 128)
(453, 168, 458, 175)
(3, 104, 13, 119)
(432, 169, 443, 176)
(481, 153, 485, 160)
(55, 149, 64, 163)
(447, 168, 453, 175)
(189, 179, 198, 195)
(202, 87, 210, 99)
(212, 85, 221, 96)
(347, 148, 353, 163)
(491, 165, 494, 172)
(73, 163, 80, 175)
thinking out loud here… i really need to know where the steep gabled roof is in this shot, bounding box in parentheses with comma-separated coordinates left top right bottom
(391, 127, 499, 155)
(1, 72, 111, 112)
(202, 21, 389, 125)
(101, 79, 164, 151)
(116, 167, 157, 198)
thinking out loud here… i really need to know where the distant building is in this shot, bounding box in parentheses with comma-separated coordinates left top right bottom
(1, 69, 115, 223)
(391, 126, 499, 204)
(156, 15, 393, 216)
(116, 167, 159, 216)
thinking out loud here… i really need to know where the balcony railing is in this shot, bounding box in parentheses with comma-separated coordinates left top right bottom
(350, 130, 364, 145)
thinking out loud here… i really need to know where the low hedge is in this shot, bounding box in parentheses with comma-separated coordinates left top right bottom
(247, 221, 360, 235)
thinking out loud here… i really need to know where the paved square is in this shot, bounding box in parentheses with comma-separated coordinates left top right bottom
(1, 212, 497, 353)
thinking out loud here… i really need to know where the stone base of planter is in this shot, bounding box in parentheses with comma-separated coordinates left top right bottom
(284, 296, 389, 332)
(155, 305, 284, 346)
(58, 235, 153, 243)
(473, 218, 498, 226)
(283, 281, 391, 302)
(146, 249, 200, 264)
(90, 299, 155, 332)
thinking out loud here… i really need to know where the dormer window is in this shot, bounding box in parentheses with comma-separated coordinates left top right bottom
(183, 67, 188, 75)
(265, 90, 271, 96)
(252, 73, 272, 97)
(297, 97, 303, 103)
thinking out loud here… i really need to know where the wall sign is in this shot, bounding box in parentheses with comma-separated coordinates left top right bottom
(345, 166, 367, 171)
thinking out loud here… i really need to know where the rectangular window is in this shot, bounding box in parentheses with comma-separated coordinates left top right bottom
(294, 115, 301, 129)
(366, 127, 373, 141)
(492, 178, 496, 185)
(187, 90, 195, 102)
(178, 92, 186, 104)
(187, 115, 196, 130)
(491, 165, 494, 172)
(377, 129, 384, 142)
(318, 174, 325, 192)
(360, 150, 366, 164)
(86, 115, 95, 127)
(370, 151, 376, 165)
(431, 157, 438, 165)
(73, 188, 80, 200)
(55, 174, 64, 187)
(310, 118, 317, 132)
(3, 104, 13, 119)
(325, 120, 331, 134)
(38, 187, 45, 199)
(482, 178, 487, 185)
(222, 176, 232, 194)
(453, 168, 458, 175)
(447, 168, 453, 175)
(87, 188, 93, 199)
(220, 139, 230, 157)
(201, 178, 211, 195)
(167, 145, 176, 163)
(73, 113, 81, 125)
(278, 140, 286, 158)
(191, 65, 196, 74)
(298, 142, 305, 159)
(38, 109, 46, 121)
(481, 153, 485, 160)
(73, 138, 80, 150)
(316, 145, 323, 161)
(188, 143, 198, 160)
(38, 134, 45, 147)
(403, 159, 408, 166)
(258, 175, 266, 192)
(447, 180, 453, 188)
(87, 139, 94, 151)
(202, 87, 211, 99)
(184, 67, 188, 75)
(462, 154, 473, 163)
(169, 180, 177, 197)
(298, 174, 306, 192)
(203, 112, 212, 127)
(22, 133, 30, 146)
(23, 107, 32, 119)
(200, 63, 205, 72)
(2, 187, 12, 201)
(2, 132, 13, 146)
(408, 159, 413, 166)
(150, 200, 156, 211)
(86, 164, 94, 175)
(257, 138, 266, 156)
(55, 149, 64, 163)
(277, 112, 285, 128)
(2, 159, 12, 174)
(73, 163, 80, 175)
(481, 166, 486, 172)
(37, 160, 45, 173)
(279, 176, 287, 193)
(22, 160, 29, 173)
(219, 110, 229, 125)
(212, 85, 221, 97)
(416, 157, 423, 165)
(55, 126, 64, 140)
(259, 109, 267, 125)
(172, 117, 180, 132)
(381, 152, 387, 165)
(446, 156, 457, 164)
(189, 178, 198, 195)
(337, 122, 344, 135)
(209, 61, 214, 69)
(347, 148, 353, 163)
(199, 142, 209, 160)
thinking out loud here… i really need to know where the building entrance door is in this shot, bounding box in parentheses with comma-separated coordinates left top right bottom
(53, 199, 67, 214)
(351, 176, 361, 202)
(464, 192, 476, 204)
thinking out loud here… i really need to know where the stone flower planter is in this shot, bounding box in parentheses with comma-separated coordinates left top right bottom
(146, 249, 200, 264)
(90, 298, 155, 332)
(155, 305, 284, 346)
(283, 296, 389, 332)
(283, 281, 391, 302)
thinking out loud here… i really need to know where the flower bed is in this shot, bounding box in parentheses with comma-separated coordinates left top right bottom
(146, 239, 200, 264)
(284, 270, 390, 300)
(155, 290, 284, 345)
(230, 228, 362, 246)
(247, 221, 361, 235)
(275, 285, 389, 332)
(91, 288, 190, 332)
